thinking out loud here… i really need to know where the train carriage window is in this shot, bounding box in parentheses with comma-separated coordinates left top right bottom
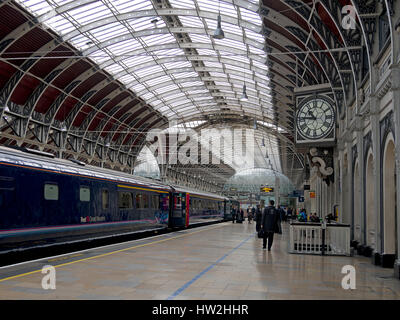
(0, 176, 15, 191)
(119, 192, 133, 209)
(173, 195, 182, 210)
(151, 195, 160, 209)
(80, 186, 90, 202)
(136, 193, 149, 209)
(143, 194, 149, 208)
(102, 190, 109, 209)
(160, 194, 169, 211)
(136, 194, 142, 208)
(44, 184, 59, 200)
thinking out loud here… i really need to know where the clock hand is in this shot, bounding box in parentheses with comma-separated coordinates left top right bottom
(307, 110, 316, 120)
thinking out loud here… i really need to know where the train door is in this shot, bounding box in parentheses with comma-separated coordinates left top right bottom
(0, 175, 15, 227)
(77, 183, 92, 223)
(185, 193, 190, 227)
(169, 192, 187, 228)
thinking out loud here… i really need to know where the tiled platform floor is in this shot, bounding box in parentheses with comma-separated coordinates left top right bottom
(0, 222, 399, 300)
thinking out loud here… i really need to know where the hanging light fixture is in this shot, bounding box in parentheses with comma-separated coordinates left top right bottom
(240, 60, 248, 101)
(240, 83, 248, 101)
(212, 1, 224, 39)
(213, 15, 225, 39)
(61, 122, 67, 132)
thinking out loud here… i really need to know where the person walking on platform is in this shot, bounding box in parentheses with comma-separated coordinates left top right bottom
(248, 207, 253, 224)
(231, 206, 237, 223)
(277, 205, 286, 222)
(255, 204, 262, 232)
(238, 208, 244, 223)
(287, 207, 293, 220)
(261, 200, 281, 251)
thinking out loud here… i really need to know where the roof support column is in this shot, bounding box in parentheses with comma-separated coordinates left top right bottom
(391, 66, 400, 278)
(345, 132, 354, 239)
(370, 96, 382, 256)
(355, 116, 366, 245)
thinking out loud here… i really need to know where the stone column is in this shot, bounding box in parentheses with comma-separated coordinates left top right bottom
(356, 118, 366, 244)
(370, 96, 383, 259)
(338, 140, 346, 223)
(392, 66, 400, 278)
(346, 133, 354, 237)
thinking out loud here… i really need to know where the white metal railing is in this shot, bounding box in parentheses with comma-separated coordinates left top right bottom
(289, 223, 323, 254)
(289, 222, 351, 256)
(326, 225, 351, 256)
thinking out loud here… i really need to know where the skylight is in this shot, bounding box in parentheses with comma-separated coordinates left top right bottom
(17, 0, 272, 124)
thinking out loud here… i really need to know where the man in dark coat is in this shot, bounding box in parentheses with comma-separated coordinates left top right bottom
(261, 200, 281, 251)
(255, 204, 262, 232)
(231, 206, 236, 223)
(277, 205, 286, 222)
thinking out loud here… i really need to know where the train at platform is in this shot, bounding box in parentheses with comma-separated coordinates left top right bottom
(0, 146, 230, 253)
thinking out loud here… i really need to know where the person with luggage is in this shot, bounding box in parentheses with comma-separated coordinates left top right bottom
(260, 200, 281, 251)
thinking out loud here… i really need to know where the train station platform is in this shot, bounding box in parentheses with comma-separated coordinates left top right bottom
(0, 222, 399, 300)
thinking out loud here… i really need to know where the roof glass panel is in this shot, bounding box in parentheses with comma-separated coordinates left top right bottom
(17, 0, 273, 125)
(106, 39, 142, 55)
(189, 34, 212, 44)
(171, 71, 197, 79)
(145, 75, 171, 87)
(179, 16, 204, 28)
(113, 0, 153, 13)
(169, 0, 196, 9)
(155, 84, 180, 95)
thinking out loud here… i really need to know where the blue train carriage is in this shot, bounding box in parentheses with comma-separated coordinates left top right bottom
(224, 199, 240, 221)
(169, 186, 226, 227)
(0, 146, 172, 252)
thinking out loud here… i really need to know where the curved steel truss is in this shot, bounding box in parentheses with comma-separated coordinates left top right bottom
(0, 0, 395, 185)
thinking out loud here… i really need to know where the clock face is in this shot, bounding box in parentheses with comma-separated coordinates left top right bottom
(296, 97, 335, 140)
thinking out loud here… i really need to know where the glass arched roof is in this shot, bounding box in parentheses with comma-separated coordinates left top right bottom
(223, 168, 295, 195)
(17, 0, 272, 123)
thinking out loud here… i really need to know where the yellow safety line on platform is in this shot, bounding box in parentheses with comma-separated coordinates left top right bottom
(0, 223, 228, 283)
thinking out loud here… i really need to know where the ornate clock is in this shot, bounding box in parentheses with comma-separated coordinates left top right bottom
(295, 95, 336, 144)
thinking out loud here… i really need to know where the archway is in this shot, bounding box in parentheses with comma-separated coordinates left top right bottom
(365, 151, 375, 248)
(383, 136, 396, 254)
(354, 162, 361, 241)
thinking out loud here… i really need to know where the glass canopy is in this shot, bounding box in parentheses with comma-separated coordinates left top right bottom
(223, 168, 295, 195)
(17, 0, 273, 123)
(133, 145, 160, 179)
